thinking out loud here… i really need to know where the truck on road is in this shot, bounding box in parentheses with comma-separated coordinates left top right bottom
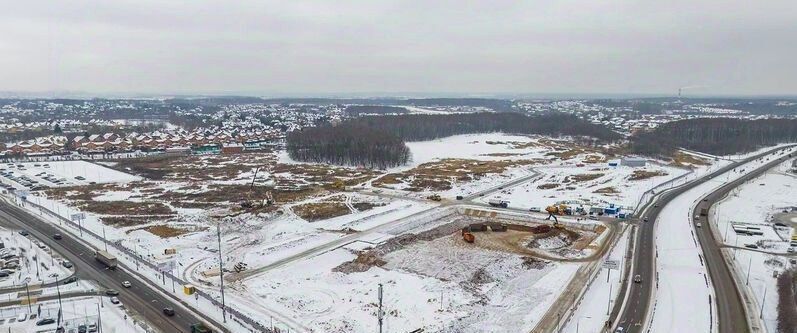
(94, 250, 117, 269)
(488, 199, 509, 208)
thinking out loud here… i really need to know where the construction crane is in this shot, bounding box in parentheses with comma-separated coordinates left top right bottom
(240, 166, 273, 209)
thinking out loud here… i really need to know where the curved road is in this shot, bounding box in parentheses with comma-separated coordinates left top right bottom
(694, 152, 795, 333)
(612, 145, 795, 333)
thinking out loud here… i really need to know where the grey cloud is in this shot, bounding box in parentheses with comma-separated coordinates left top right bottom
(1, 0, 795, 96)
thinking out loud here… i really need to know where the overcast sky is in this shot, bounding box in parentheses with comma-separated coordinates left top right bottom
(2, 1, 796, 97)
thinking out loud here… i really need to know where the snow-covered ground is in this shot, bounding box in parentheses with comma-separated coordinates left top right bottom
(400, 133, 554, 171)
(481, 163, 688, 211)
(0, 160, 140, 189)
(713, 158, 797, 332)
(0, 296, 145, 333)
(562, 226, 631, 333)
(649, 146, 797, 333)
(0, 230, 71, 289)
(244, 238, 580, 333)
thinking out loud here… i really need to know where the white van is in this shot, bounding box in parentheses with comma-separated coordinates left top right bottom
(17, 313, 27, 322)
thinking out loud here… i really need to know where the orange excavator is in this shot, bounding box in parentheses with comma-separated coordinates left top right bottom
(462, 231, 475, 243)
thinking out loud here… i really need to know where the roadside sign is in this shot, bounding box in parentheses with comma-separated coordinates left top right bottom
(157, 260, 177, 273)
(602, 259, 619, 270)
(70, 213, 85, 221)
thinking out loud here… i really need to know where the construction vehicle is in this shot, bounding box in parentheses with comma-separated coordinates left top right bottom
(488, 199, 510, 208)
(462, 231, 475, 243)
(427, 194, 442, 201)
(240, 166, 274, 209)
(332, 180, 346, 191)
(94, 250, 117, 270)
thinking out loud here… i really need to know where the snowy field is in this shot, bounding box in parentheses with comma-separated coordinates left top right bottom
(400, 133, 554, 171)
(481, 163, 688, 211)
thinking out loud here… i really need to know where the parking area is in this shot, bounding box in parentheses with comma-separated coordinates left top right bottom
(0, 161, 140, 192)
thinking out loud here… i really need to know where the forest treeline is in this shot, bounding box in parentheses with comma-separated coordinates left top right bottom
(630, 118, 797, 156)
(286, 123, 411, 169)
(287, 112, 620, 168)
(347, 112, 621, 142)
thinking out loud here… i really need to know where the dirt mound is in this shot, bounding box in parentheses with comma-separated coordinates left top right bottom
(333, 252, 387, 273)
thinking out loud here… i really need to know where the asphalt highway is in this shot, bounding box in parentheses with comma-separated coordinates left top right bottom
(611, 145, 794, 333)
(0, 199, 217, 333)
(694, 151, 795, 333)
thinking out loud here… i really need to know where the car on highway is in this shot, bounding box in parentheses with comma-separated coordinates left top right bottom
(163, 307, 175, 316)
(122, 280, 132, 288)
(744, 244, 759, 249)
(643, 217, 649, 222)
(633, 274, 642, 283)
(53, 233, 62, 240)
(696, 222, 702, 228)
(36, 318, 55, 326)
(105, 289, 119, 296)
(63, 276, 78, 284)
(110, 297, 120, 305)
(18, 230, 28, 236)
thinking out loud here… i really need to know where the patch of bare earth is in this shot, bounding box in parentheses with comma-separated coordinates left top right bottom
(593, 187, 620, 194)
(628, 170, 668, 181)
(373, 158, 544, 192)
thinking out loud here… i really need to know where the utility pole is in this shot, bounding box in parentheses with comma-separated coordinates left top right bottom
(760, 285, 767, 319)
(102, 227, 108, 251)
(24, 283, 32, 313)
(746, 255, 752, 285)
(97, 303, 103, 333)
(55, 277, 63, 326)
(606, 282, 613, 315)
(378, 283, 384, 333)
(216, 223, 227, 323)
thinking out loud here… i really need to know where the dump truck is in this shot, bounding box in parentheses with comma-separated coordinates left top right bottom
(488, 199, 509, 208)
(94, 250, 117, 270)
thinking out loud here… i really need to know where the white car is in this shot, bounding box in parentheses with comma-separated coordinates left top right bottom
(110, 297, 120, 304)
(122, 280, 132, 288)
(696, 222, 702, 228)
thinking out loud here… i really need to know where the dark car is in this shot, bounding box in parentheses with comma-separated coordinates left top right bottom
(18, 230, 29, 236)
(162, 307, 175, 316)
(63, 276, 78, 284)
(53, 234, 62, 240)
(456, 195, 463, 200)
(36, 318, 55, 326)
(62, 261, 73, 269)
(78, 324, 88, 333)
(105, 289, 119, 296)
